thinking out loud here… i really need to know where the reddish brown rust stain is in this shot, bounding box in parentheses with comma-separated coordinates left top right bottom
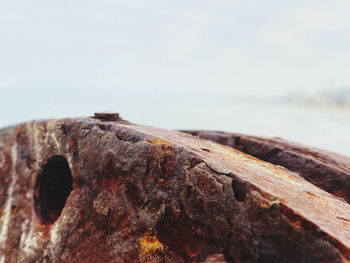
(69, 139, 78, 155)
(184, 130, 350, 204)
(1, 118, 350, 262)
(99, 177, 119, 192)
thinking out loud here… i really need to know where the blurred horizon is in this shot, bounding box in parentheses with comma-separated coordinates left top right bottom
(1, 0, 350, 156)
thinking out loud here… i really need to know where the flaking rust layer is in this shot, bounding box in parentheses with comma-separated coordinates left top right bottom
(0, 116, 350, 262)
(185, 130, 350, 204)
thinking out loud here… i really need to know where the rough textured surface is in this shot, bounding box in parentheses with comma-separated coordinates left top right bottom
(185, 130, 350, 204)
(1, 117, 350, 262)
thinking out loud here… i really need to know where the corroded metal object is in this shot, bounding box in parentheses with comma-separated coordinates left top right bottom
(185, 130, 350, 203)
(1, 115, 350, 262)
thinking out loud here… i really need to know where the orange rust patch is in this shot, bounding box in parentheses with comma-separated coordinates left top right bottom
(305, 191, 319, 199)
(258, 200, 271, 209)
(280, 204, 304, 229)
(146, 137, 178, 183)
(16, 125, 25, 134)
(11, 205, 17, 216)
(139, 232, 164, 255)
(69, 139, 78, 154)
(147, 138, 172, 147)
(147, 138, 175, 160)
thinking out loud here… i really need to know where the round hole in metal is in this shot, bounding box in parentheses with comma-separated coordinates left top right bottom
(34, 155, 73, 224)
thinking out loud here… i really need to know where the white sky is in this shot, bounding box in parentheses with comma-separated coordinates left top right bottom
(1, 1, 350, 149)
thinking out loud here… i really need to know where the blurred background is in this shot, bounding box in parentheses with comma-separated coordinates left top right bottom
(1, 0, 350, 156)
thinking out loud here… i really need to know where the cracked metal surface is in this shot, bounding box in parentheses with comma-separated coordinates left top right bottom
(184, 130, 350, 204)
(0, 117, 350, 262)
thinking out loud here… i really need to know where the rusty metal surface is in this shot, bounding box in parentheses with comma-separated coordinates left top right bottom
(185, 130, 350, 204)
(0, 117, 350, 262)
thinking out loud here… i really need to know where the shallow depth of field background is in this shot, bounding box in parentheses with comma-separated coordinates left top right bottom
(1, 1, 350, 156)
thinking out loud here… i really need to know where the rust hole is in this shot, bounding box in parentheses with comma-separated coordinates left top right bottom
(34, 155, 73, 224)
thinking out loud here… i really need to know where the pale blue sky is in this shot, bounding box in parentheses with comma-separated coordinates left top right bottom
(1, 0, 350, 147)
(2, 0, 350, 95)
